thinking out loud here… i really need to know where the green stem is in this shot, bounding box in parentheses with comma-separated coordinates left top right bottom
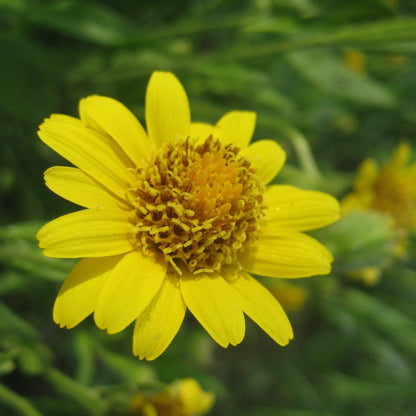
(201, 18, 416, 63)
(280, 126, 320, 178)
(0, 382, 44, 416)
(0, 221, 42, 241)
(44, 367, 106, 416)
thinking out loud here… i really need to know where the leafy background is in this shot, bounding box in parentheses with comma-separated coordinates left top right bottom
(1, 0, 416, 415)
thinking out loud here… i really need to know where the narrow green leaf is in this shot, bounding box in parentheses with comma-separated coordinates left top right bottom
(287, 50, 396, 107)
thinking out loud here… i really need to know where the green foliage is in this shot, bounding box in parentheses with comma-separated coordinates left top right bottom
(1, 0, 416, 415)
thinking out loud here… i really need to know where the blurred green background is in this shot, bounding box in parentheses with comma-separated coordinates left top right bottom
(1, 0, 416, 415)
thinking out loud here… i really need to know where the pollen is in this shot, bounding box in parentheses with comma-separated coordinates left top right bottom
(129, 136, 265, 275)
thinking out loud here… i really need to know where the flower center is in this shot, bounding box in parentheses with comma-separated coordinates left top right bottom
(129, 136, 265, 275)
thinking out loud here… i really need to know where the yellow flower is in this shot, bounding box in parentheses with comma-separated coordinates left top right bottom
(343, 49, 366, 74)
(37, 71, 340, 360)
(129, 378, 214, 416)
(342, 143, 416, 245)
(348, 266, 382, 287)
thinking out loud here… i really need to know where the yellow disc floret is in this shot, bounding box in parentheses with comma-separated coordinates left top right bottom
(129, 136, 265, 275)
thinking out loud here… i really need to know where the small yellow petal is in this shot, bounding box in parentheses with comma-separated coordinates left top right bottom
(145, 71, 191, 147)
(229, 272, 293, 345)
(94, 251, 166, 334)
(241, 227, 333, 278)
(38, 116, 134, 200)
(37, 209, 133, 258)
(53, 255, 123, 329)
(241, 140, 286, 184)
(215, 111, 256, 148)
(79, 95, 152, 167)
(44, 166, 129, 210)
(265, 185, 340, 231)
(180, 273, 245, 347)
(133, 275, 186, 360)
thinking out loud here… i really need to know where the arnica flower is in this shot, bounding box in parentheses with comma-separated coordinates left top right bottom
(342, 143, 416, 254)
(37, 71, 340, 360)
(129, 378, 214, 416)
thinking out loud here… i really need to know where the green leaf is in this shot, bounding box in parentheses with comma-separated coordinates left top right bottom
(286, 50, 396, 107)
(272, 0, 320, 18)
(4, 0, 140, 46)
(317, 211, 396, 270)
(95, 343, 156, 386)
(0, 33, 59, 122)
(0, 239, 74, 282)
(343, 289, 416, 354)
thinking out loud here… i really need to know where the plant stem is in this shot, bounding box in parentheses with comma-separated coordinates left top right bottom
(280, 126, 321, 178)
(44, 367, 106, 416)
(0, 382, 44, 416)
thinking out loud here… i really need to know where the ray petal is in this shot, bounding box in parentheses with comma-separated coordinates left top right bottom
(180, 273, 245, 347)
(265, 185, 340, 231)
(215, 111, 256, 148)
(241, 226, 333, 278)
(229, 272, 293, 345)
(44, 166, 129, 210)
(79, 95, 152, 166)
(53, 255, 123, 328)
(133, 275, 186, 360)
(38, 115, 134, 200)
(94, 251, 166, 333)
(37, 209, 133, 258)
(145, 71, 191, 147)
(241, 140, 286, 184)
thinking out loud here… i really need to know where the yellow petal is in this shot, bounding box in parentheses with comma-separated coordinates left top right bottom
(385, 142, 410, 172)
(79, 95, 152, 167)
(44, 166, 129, 210)
(190, 122, 222, 142)
(94, 251, 166, 334)
(180, 273, 245, 347)
(53, 255, 123, 329)
(241, 140, 286, 185)
(341, 191, 373, 214)
(133, 275, 186, 360)
(215, 111, 256, 148)
(229, 272, 293, 345)
(145, 71, 191, 147)
(401, 164, 416, 192)
(37, 209, 133, 258)
(171, 379, 215, 415)
(265, 185, 340, 231)
(355, 159, 379, 191)
(241, 226, 333, 278)
(38, 116, 134, 200)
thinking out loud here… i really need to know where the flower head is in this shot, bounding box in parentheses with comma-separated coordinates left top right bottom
(342, 143, 416, 251)
(129, 378, 214, 416)
(37, 71, 340, 360)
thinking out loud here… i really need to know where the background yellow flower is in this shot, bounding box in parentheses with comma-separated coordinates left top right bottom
(342, 143, 416, 252)
(129, 378, 214, 416)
